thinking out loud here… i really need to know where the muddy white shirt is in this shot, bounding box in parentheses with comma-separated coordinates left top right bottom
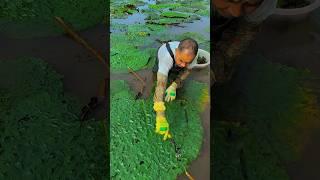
(157, 41, 198, 76)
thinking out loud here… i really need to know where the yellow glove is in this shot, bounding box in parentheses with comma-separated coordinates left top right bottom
(155, 115, 172, 141)
(165, 82, 177, 102)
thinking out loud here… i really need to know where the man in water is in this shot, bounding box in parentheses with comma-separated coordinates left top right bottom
(212, 0, 278, 83)
(152, 38, 200, 140)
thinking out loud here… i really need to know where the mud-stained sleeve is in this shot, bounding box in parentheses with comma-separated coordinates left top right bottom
(174, 69, 191, 88)
(153, 72, 168, 103)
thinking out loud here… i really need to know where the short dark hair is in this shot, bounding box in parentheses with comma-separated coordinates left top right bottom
(178, 38, 198, 56)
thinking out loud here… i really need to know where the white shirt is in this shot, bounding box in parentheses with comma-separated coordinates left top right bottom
(157, 41, 198, 76)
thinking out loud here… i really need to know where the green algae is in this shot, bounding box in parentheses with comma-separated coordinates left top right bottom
(110, 23, 169, 72)
(194, 9, 210, 16)
(149, 3, 181, 10)
(171, 2, 210, 17)
(146, 18, 185, 25)
(110, 80, 208, 179)
(110, 29, 154, 72)
(110, 0, 209, 71)
(213, 53, 320, 179)
(110, 0, 144, 19)
(0, 0, 106, 38)
(160, 11, 191, 18)
(152, 31, 210, 51)
(0, 58, 107, 179)
(146, 13, 201, 25)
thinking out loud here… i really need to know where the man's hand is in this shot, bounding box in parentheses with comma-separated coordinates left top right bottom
(153, 101, 172, 141)
(165, 82, 177, 102)
(155, 115, 172, 141)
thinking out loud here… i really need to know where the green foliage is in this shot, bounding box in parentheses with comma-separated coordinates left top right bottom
(0, 0, 106, 38)
(110, 80, 207, 179)
(0, 58, 107, 179)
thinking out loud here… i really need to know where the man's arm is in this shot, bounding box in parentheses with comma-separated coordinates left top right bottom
(154, 72, 168, 103)
(153, 72, 172, 140)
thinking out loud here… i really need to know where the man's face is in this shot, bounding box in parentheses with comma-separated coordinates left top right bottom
(175, 49, 195, 68)
(213, 0, 261, 17)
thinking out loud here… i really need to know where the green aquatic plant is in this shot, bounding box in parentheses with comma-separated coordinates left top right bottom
(149, 3, 181, 10)
(0, 58, 107, 179)
(110, 0, 145, 19)
(171, 2, 210, 16)
(110, 80, 208, 179)
(110, 30, 154, 72)
(0, 0, 106, 38)
(146, 18, 185, 25)
(146, 13, 200, 25)
(110, 22, 169, 72)
(160, 11, 191, 18)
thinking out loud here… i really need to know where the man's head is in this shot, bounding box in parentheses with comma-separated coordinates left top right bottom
(213, 0, 263, 17)
(175, 38, 198, 68)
